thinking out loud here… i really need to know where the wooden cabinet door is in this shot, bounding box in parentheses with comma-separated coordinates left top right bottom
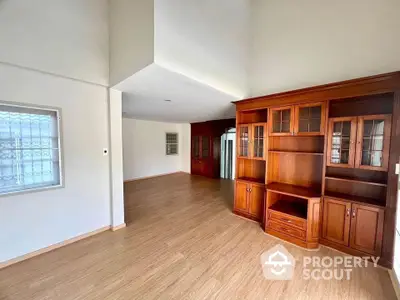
(234, 181, 249, 213)
(355, 114, 392, 171)
(322, 198, 351, 245)
(251, 123, 267, 160)
(269, 106, 294, 136)
(294, 102, 326, 136)
(237, 124, 251, 158)
(349, 204, 384, 256)
(327, 117, 358, 168)
(248, 184, 264, 220)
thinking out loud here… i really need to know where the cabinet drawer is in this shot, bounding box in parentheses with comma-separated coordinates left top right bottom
(268, 210, 307, 230)
(268, 220, 306, 240)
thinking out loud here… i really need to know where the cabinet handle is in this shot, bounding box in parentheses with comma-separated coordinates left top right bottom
(352, 209, 356, 218)
(249, 188, 252, 192)
(281, 218, 292, 223)
(346, 208, 350, 217)
(246, 188, 249, 192)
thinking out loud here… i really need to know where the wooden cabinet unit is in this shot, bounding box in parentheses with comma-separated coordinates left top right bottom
(234, 180, 264, 222)
(327, 115, 391, 171)
(233, 71, 400, 268)
(322, 197, 384, 256)
(322, 198, 351, 245)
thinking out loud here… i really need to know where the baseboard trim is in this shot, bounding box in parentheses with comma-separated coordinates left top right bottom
(124, 171, 186, 183)
(389, 270, 400, 300)
(0, 225, 110, 270)
(112, 223, 126, 231)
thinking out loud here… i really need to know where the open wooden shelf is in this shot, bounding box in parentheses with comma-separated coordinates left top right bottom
(267, 182, 321, 199)
(324, 191, 385, 208)
(269, 150, 324, 156)
(236, 177, 265, 185)
(325, 176, 387, 187)
(269, 201, 307, 220)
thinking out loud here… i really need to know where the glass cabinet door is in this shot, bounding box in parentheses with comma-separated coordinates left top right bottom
(327, 117, 357, 167)
(270, 107, 293, 135)
(201, 136, 210, 158)
(355, 115, 391, 171)
(238, 125, 250, 158)
(252, 123, 266, 159)
(192, 136, 200, 159)
(295, 103, 325, 135)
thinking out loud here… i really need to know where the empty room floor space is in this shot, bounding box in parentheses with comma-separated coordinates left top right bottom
(0, 173, 396, 299)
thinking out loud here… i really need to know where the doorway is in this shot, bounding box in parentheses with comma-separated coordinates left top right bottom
(221, 128, 236, 180)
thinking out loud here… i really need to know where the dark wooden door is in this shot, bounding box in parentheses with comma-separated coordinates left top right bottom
(349, 204, 384, 256)
(248, 184, 264, 220)
(234, 181, 249, 214)
(322, 198, 351, 245)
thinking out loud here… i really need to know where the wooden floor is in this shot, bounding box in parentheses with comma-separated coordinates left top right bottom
(0, 173, 396, 299)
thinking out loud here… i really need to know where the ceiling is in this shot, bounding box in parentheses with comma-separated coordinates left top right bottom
(116, 64, 236, 123)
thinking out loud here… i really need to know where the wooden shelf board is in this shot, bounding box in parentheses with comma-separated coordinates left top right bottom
(236, 177, 265, 185)
(266, 182, 321, 199)
(324, 191, 385, 208)
(325, 176, 387, 187)
(269, 201, 307, 220)
(269, 150, 324, 156)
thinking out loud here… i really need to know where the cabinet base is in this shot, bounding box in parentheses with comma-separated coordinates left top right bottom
(233, 210, 262, 223)
(265, 228, 319, 249)
(319, 238, 389, 268)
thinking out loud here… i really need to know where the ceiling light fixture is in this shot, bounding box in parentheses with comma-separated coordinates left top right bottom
(164, 99, 172, 102)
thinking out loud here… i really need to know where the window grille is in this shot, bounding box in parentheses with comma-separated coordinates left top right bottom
(0, 104, 62, 195)
(166, 133, 178, 155)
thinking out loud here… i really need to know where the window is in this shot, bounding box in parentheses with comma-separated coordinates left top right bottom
(166, 133, 178, 155)
(0, 103, 62, 195)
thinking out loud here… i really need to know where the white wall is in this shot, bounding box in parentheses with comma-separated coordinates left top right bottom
(0, 0, 109, 86)
(109, 89, 124, 227)
(155, 0, 250, 98)
(249, 0, 400, 97)
(109, 0, 155, 86)
(0, 64, 111, 262)
(122, 118, 190, 180)
(0, 1, 112, 263)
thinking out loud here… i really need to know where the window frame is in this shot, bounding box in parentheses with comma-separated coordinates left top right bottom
(165, 132, 179, 156)
(0, 101, 64, 197)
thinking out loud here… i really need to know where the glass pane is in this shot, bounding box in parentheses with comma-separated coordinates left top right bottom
(333, 122, 342, 134)
(371, 151, 383, 167)
(282, 109, 291, 121)
(273, 122, 281, 133)
(342, 122, 351, 136)
(340, 150, 349, 164)
(310, 106, 321, 119)
(310, 119, 320, 132)
(239, 127, 249, 156)
(299, 120, 308, 132)
(330, 121, 351, 165)
(272, 111, 280, 123)
(299, 107, 309, 120)
(362, 137, 371, 151)
(341, 137, 350, 149)
(363, 120, 373, 136)
(372, 136, 383, 151)
(202, 137, 209, 158)
(373, 120, 385, 135)
(281, 122, 290, 132)
(331, 148, 340, 164)
(192, 137, 200, 158)
(361, 151, 371, 165)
